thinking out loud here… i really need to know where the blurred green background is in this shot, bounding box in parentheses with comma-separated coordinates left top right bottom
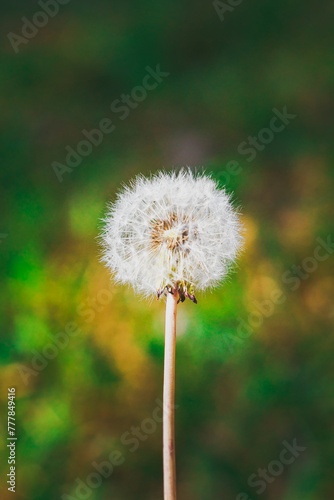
(1, 1, 334, 499)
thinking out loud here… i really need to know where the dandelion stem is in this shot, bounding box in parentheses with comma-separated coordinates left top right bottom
(163, 289, 178, 500)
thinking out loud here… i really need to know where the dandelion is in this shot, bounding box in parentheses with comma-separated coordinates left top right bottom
(100, 169, 243, 499)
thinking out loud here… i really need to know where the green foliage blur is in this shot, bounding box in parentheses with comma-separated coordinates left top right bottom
(1, 1, 334, 499)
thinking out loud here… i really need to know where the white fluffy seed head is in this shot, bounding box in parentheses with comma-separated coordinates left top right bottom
(100, 169, 243, 301)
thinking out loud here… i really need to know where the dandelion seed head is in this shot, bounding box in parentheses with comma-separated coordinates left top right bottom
(100, 169, 243, 301)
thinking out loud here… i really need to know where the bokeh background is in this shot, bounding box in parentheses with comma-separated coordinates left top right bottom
(1, 1, 334, 499)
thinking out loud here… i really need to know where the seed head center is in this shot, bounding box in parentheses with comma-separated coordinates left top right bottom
(163, 228, 181, 247)
(151, 215, 189, 251)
